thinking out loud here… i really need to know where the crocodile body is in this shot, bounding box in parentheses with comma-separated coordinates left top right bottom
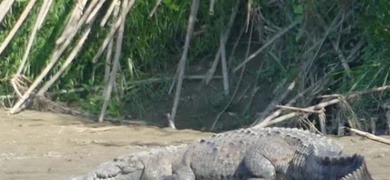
(70, 127, 371, 180)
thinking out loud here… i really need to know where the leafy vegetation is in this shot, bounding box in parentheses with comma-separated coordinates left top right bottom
(0, 0, 390, 133)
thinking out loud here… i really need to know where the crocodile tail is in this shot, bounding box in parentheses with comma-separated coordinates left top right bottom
(286, 143, 373, 180)
(340, 157, 373, 180)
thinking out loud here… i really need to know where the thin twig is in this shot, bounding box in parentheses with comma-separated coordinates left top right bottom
(168, 0, 200, 129)
(233, 19, 300, 72)
(251, 80, 296, 126)
(210, 14, 254, 131)
(202, 0, 240, 85)
(331, 40, 352, 77)
(318, 85, 390, 99)
(210, 62, 246, 131)
(126, 75, 223, 87)
(348, 128, 390, 146)
(302, 13, 341, 78)
(276, 105, 321, 113)
(252, 75, 331, 128)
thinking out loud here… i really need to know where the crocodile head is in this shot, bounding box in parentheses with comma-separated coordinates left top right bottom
(69, 155, 145, 180)
(286, 143, 373, 180)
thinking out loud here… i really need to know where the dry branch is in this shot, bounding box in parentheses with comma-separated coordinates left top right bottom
(251, 80, 296, 126)
(276, 105, 321, 113)
(318, 85, 390, 99)
(233, 19, 300, 72)
(257, 98, 341, 128)
(0, 0, 38, 55)
(253, 85, 390, 128)
(168, 0, 200, 129)
(348, 128, 390, 146)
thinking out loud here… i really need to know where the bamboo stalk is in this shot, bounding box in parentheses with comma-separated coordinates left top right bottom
(149, 0, 162, 18)
(99, 0, 136, 122)
(168, 0, 200, 129)
(210, 13, 254, 130)
(104, 39, 114, 88)
(92, 5, 125, 63)
(209, 0, 216, 15)
(0, 0, 38, 55)
(10, 0, 53, 98)
(102, 1, 117, 108)
(0, 0, 15, 24)
(37, 13, 97, 96)
(56, 0, 90, 45)
(220, 33, 229, 95)
(14, 0, 53, 80)
(86, 0, 106, 24)
(203, 0, 240, 85)
(8, 0, 102, 114)
(100, 0, 119, 27)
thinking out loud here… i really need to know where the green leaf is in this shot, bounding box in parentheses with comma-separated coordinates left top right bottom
(293, 5, 303, 14)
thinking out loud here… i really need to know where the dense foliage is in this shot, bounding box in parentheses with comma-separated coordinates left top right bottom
(0, 0, 389, 132)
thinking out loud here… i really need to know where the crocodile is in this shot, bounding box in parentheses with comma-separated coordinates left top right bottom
(69, 127, 372, 180)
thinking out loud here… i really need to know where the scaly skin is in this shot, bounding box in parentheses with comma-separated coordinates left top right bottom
(285, 143, 373, 180)
(70, 127, 368, 180)
(70, 144, 187, 180)
(166, 127, 343, 179)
